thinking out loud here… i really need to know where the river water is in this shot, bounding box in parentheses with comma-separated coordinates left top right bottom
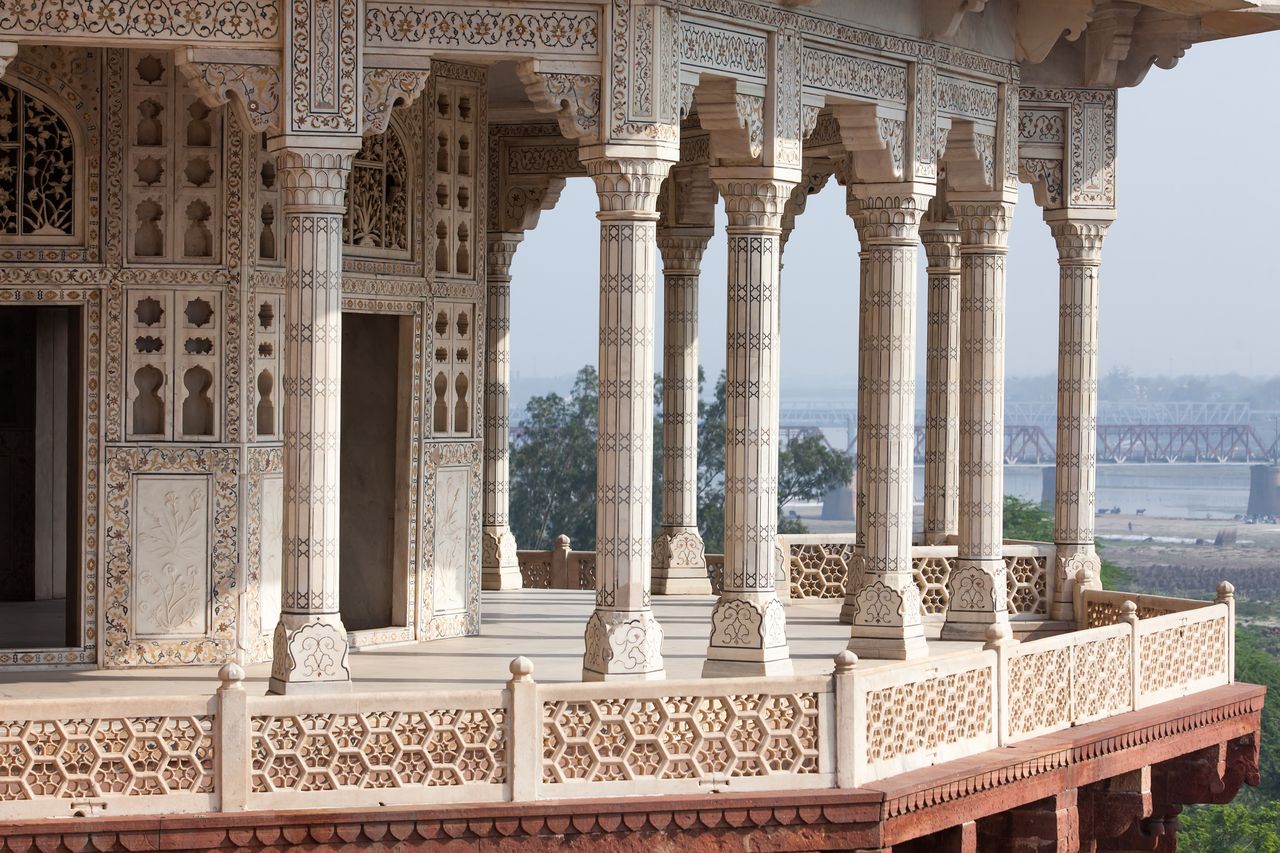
(907, 464, 1254, 520)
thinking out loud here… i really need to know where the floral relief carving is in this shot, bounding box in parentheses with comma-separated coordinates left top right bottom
(801, 47, 906, 102)
(365, 5, 599, 53)
(343, 125, 410, 253)
(678, 19, 768, 79)
(0, 82, 74, 238)
(135, 483, 208, 637)
(937, 74, 998, 121)
(0, 0, 278, 40)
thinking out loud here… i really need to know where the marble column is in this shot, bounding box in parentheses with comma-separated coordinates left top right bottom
(920, 220, 962, 546)
(704, 176, 795, 678)
(1048, 213, 1111, 619)
(269, 142, 360, 695)
(482, 232, 524, 591)
(840, 189, 931, 660)
(942, 201, 1014, 641)
(581, 156, 673, 681)
(652, 229, 712, 595)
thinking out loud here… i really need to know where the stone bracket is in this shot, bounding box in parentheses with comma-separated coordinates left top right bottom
(361, 61, 432, 136)
(517, 61, 602, 142)
(177, 48, 282, 134)
(693, 75, 767, 166)
(831, 101, 907, 184)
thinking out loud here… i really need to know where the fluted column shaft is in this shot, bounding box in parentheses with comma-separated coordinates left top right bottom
(704, 176, 795, 678)
(1049, 215, 1110, 619)
(581, 156, 673, 681)
(482, 233, 524, 591)
(269, 142, 360, 695)
(840, 189, 931, 660)
(942, 202, 1014, 641)
(652, 230, 712, 595)
(921, 224, 962, 545)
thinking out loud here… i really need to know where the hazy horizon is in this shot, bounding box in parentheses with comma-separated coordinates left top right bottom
(508, 31, 1280, 399)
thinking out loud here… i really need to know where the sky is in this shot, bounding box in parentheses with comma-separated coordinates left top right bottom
(508, 30, 1280, 401)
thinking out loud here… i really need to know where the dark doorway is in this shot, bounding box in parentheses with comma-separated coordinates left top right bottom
(0, 306, 81, 649)
(339, 311, 410, 633)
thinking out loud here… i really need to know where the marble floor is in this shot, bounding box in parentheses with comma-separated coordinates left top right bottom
(0, 590, 994, 699)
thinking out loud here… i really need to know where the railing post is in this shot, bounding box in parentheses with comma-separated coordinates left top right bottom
(508, 656, 539, 802)
(216, 663, 249, 812)
(551, 535, 572, 590)
(1074, 567, 1096, 629)
(1122, 601, 1140, 711)
(833, 650, 858, 788)
(984, 624, 1014, 746)
(1216, 582, 1236, 682)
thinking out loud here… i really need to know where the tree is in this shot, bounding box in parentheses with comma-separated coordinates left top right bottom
(1001, 496, 1131, 588)
(509, 366, 599, 550)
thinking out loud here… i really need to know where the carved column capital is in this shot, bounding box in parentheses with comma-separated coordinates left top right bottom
(585, 157, 674, 218)
(272, 144, 360, 212)
(486, 232, 525, 282)
(1047, 214, 1112, 263)
(919, 221, 962, 269)
(362, 66, 432, 136)
(714, 177, 796, 231)
(848, 188, 934, 245)
(656, 230, 712, 275)
(950, 200, 1014, 250)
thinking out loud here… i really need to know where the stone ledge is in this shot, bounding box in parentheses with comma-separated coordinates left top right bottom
(0, 684, 1263, 853)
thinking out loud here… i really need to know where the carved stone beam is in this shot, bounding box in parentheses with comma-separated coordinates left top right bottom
(0, 43, 16, 78)
(362, 57, 431, 136)
(517, 60, 602, 143)
(694, 75, 766, 166)
(658, 163, 717, 231)
(1084, 2, 1141, 87)
(941, 119, 998, 193)
(498, 176, 567, 235)
(831, 101, 907, 184)
(1017, 0, 1095, 63)
(177, 48, 281, 134)
(924, 0, 990, 38)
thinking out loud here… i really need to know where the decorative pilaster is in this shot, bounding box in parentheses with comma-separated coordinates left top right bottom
(921, 220, 962, 546)
(482, 232, 524, 591)
(1048, 213, 1112, 620)
(840, 188, 931, 660)
(704, 176, 795, 678)
(581, 156, 674, 681)
(268, 142, 361, 694)
(652, 231, 712, 595)
(942, 201, 1014, 641)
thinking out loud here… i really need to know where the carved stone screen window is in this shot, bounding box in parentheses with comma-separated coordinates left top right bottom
(432, 79, 478, 279)
(126, 50, 223, 265)
(0, 82, 76, 243)
(253, 293, 282, 438)
(431, 301, 475, 438)
(256, 134, 281, 265)
(125, 289, 222, 442)
(343, 122, 410, 257)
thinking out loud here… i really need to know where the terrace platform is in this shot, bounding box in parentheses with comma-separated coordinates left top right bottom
(0, 590, 993, 699)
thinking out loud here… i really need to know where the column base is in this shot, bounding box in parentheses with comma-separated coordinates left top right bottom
(847, 629, 929, 661)
(268, 614, 352, 695)
(1053, 546, 1100, 621)
(582, 608, 665, 681)
(482, 527, 523, 591)
(940, 560, 1010, 641)
(652, 528, 711, 595)
(703, 593, 792, 677)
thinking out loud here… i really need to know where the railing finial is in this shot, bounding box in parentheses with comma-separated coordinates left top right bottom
(983, 622, 1014, 651)
(1216, 581, 1235, 603)
(833, 649, 858, 674)
(509, 656, 535, 684)
(1121, 600, 1139, 626)
(218, 661, 245, 691)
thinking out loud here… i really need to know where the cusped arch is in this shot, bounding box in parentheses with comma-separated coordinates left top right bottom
(0, 75, 84, 245)
(343, 111, 413, 257)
